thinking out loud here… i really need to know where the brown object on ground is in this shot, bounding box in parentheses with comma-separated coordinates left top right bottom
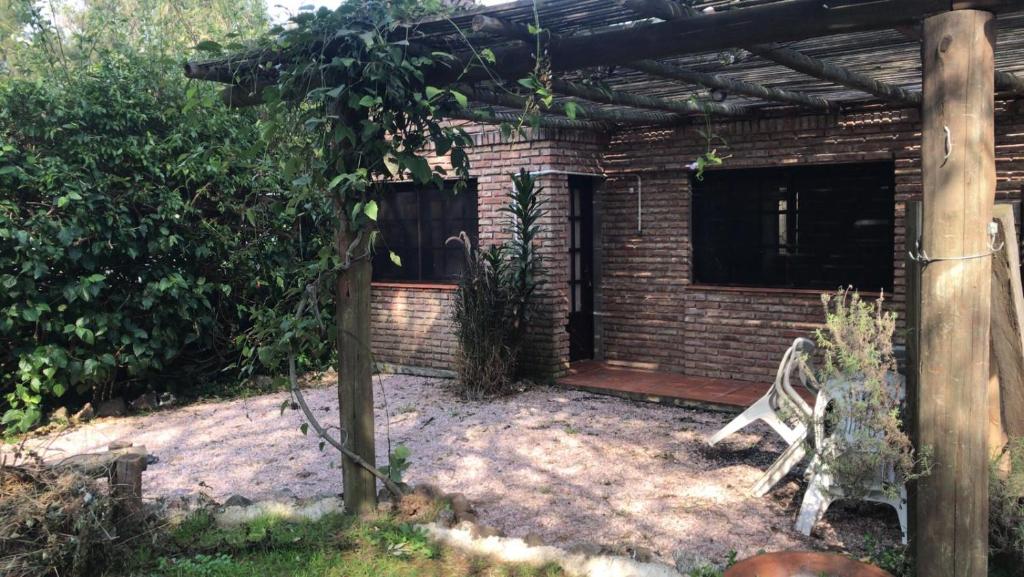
(990, 204, 1024, 463)
(109, 452, 147, 535)
(130, 393, 159, 413)
(724, 551, 893, 577)
(95, 397, 127, 418)
(1, 460, 123, 577)
(73, 403, 95, 423)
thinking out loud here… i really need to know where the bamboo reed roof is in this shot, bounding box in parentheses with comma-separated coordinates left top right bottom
(412, 0, 1024, 115)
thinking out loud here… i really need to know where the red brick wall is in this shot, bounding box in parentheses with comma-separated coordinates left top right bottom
(371, 283, 458, 373)
(601, 101, 1024, 383)
(370, 125, 608, 378)
(372, 101, 1024, 384)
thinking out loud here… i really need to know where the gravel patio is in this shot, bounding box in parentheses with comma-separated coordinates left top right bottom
(11, 374, 904, 563)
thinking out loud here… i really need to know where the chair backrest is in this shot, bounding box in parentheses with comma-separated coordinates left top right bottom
(813, 372, 906, 452)
(771, 337, 816, 416)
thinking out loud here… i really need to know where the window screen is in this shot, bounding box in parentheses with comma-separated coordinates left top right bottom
(692, 163, 894, 291)
(372, 181, 477, 282)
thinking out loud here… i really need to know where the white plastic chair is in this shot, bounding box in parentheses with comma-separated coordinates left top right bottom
(794, 373, 908, 544)
(707, 337, 816, 447)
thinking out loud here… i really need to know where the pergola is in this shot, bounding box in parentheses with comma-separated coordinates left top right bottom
(186, 1, 1024, 575)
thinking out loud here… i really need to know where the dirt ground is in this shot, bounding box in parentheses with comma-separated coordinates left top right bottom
(9, 374, 903, 563)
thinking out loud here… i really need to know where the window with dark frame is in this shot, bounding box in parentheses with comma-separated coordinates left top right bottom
(372, 181, 478, 283)
(691, 162, 895, 292)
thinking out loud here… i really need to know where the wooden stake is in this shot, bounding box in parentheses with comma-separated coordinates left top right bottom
(916, 9, 994, 577)
(337, 226, 376, 515)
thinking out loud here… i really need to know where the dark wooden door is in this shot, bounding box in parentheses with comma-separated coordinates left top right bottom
(568, 177, 595, 361)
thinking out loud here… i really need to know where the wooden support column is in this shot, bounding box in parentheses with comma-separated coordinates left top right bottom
(916, 9, 994, 577)
(337, 226, 376, 515)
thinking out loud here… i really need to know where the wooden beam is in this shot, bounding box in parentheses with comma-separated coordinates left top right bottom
(619, 0, 923, 106)
(915, 9, 994, 577)
(626, 60, 834, 110)
(457, 84, 687, 125)
(474, 14, 832, 111)
(187, 0, 949, 93)
(447, 108, 613, 131)
(550, 79, 747, 116)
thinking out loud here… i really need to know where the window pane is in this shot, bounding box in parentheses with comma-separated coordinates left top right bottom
(373, 181, 477, 282)
(692, 163, 894, 291)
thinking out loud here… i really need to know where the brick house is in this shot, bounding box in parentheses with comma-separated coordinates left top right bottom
(369, 101, 1024, 386)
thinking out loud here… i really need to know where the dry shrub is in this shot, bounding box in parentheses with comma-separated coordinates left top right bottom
(0, 454, 125, 577)
(991, 437, 1024, 571)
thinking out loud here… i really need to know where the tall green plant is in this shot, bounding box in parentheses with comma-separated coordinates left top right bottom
(451, 170, 545, 398)
(0, 54, 300, 433)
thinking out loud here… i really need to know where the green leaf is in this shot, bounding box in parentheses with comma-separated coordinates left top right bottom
(328, 174, 345, 189)
(389, 251, 402, 267)
(382, 153, 400, 177)
(425, 86, 443, 100)
(480, 48, 496, 64)
(449, 90, 468, 108)
(364, 200, 378, 221)
(564, 101, 578, 120)
(300, 423, 309, 436)
(194, 40, 223, 53)
(357, 95, 376, 108)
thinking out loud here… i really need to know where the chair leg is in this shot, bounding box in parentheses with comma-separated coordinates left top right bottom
(708, 394, 774, 446)
(795, 471, 833, 536)
(762, 411, 804, 446)
(751, 439, 807, 497)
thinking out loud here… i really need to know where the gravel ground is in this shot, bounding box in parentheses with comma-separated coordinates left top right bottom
(9, 373, 903, 562)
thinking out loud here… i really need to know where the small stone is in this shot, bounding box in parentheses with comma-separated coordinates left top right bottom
(569, 543, 604, 557)
(523, 532, 545, 547)
(95, 397, 126, 417)
(471, 524, 503, 539)
(377, 500, 396, 514)
(626, 546, 655, 563)
(108, 440, 133, 450)
(412, 483, 442, 500)
(449, 493, 477, 523)
(129, 392, 159, 412)
(49, 407, 69, 424)
(673, 550, 715, 575)
(72, 403, 95, 423)
(158, 392, 177, 407)
(223, 494, 253, 508)
(436, 508, 457, 527)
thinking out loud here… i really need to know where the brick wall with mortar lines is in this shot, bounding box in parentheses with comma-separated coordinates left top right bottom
(370, 125, 609, 377)
(601, 101, 1024, 384)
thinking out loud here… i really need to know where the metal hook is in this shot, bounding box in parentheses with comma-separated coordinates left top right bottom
(942, 125, 952, 165)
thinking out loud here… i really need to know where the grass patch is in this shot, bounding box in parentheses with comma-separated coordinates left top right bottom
(117, 511, 565, 577)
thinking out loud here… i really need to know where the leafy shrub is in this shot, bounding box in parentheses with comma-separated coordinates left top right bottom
(451, 169, 544, 398)
(0, 54, 301, 432)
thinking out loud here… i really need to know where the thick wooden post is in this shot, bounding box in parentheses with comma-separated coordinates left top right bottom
(337, 227, 376, 515)
(916, 9, 994, 577)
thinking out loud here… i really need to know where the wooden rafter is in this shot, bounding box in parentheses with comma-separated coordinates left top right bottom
(473, 14, 832, 111)
(456, 84, 686, 125)
(551, 79, 746, 116)
(618, 0, 923, 106)
(447, 108, 612, 131)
